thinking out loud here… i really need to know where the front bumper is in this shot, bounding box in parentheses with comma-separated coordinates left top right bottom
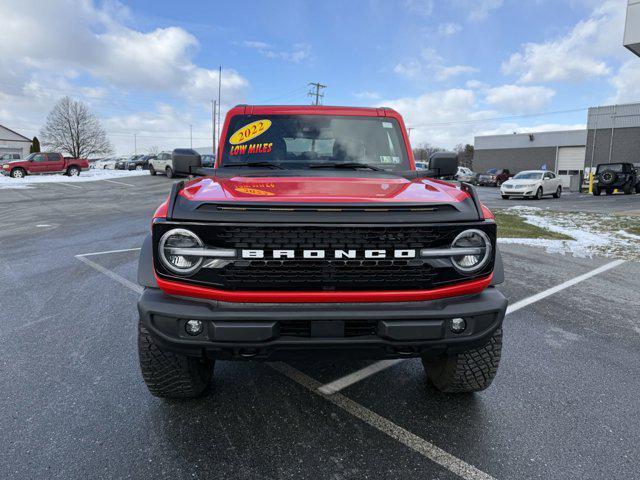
(138, 287, 507, 360)
(501, 187, 535, 196)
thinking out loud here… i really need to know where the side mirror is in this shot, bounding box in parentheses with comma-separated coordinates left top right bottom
(172, 148, 202, 176)
(425, 152, 458, 179)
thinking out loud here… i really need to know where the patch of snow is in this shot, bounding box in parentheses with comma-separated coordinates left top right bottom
(499, 210, 640, 261)
(0, 169, 148, 189)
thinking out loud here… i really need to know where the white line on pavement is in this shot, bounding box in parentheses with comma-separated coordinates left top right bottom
(75, 255, 143, 294)
(317, 258, 626, 395)
(78, 247, 142, 257)
(505, 259, 625, 315)
(318, 359, 404, 395)
(56, 182, 83, 189)
(270, 362, 496, 480)
(102, 179, 134, 187)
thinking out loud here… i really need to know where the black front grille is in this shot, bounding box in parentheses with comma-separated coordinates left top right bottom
(153, 222, 496, 291)
(218, 259, 436, 291)
(214, 226, 446, 251)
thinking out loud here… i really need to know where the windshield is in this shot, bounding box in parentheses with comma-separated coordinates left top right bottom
(221, 115, 409, 170)
(597, 163, 624, 173)
(513, 172, 543, 179)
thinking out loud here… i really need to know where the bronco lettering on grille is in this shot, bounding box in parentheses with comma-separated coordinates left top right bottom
(241, 249, 417, 259)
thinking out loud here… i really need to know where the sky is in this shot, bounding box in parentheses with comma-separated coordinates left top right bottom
(0, 0, 638, 155)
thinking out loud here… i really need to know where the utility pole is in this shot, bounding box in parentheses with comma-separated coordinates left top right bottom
(217, 66, 222, 142)
(212, 100, 217, 155)
(134, 133, 137, 155)
(190, 124, 193, 148)
(308, 82, 326, 105)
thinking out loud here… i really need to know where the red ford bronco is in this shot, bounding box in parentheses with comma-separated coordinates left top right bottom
(137, 105, 507, 398)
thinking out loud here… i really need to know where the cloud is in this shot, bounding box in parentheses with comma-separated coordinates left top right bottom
(380, 88, 497, 147)
(404, 0, 434, 16)
(609, 60, 640, 104)
(437, 22, 462, 36)
(0, 0, 250, 154)
(501, 0, 625, 83)
(242, 40, 312, 63)
(452, 0, 503, 21)
(484, 84, 556, 113)
(354, 91, 382, 100)
(394, 48, 478, 80)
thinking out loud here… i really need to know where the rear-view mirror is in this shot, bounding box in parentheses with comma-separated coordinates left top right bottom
(172, 148, 202, 176)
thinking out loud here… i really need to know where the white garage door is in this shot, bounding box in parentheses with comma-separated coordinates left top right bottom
(556, 146, 586, 189)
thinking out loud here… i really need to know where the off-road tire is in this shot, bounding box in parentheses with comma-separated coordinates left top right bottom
(422, 328, 502, 393)
(166, 166, 174, 178)
(553, 186, 561, 198)
(593, 187, 601, 196)
(138, 319, 212, 398)
(623, 181, 632, 195)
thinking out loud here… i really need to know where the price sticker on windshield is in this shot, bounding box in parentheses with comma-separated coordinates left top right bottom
(229, 119, 272, 145)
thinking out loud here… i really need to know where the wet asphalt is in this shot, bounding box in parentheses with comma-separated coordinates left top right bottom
(1, 174, 639, 479)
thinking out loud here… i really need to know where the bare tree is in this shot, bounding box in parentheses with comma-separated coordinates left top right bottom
(413, 142, 444, 161)
(145, 145, 160, 156)
(40, 96, 113, 158)
(454, 143, 475, 169)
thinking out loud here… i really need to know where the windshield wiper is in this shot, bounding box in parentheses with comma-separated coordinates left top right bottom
(222, 161, 285, 170)
(310, 162, 383, 171)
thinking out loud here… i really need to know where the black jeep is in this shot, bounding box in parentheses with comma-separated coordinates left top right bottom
(592, 163, 639, 196)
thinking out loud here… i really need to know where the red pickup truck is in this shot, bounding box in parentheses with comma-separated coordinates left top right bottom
(1, 152, 89, 178)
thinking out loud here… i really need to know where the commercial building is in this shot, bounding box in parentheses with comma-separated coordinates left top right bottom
(0, 124, 32, 158)
(474, 101, 640, 190)
(473, 129, 587, 190)
(625, 0, 640, 57)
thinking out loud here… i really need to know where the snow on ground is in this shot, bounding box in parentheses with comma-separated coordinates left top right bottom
(0, 169, 149, 189)
(498, 206, 640, 261)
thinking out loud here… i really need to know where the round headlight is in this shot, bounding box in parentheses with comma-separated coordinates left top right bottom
(158, 228, 204, 275)
(450, 229, 491, 274)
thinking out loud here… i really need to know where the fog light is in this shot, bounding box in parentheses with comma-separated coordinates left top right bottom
(185, 319, 204, 336)
(450, 317, 466, 333)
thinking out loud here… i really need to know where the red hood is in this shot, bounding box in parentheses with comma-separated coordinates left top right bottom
(179, 175, 469, 204)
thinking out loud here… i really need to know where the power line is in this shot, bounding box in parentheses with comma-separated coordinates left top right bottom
(308, 82, 326, 106)
(410, 107, 589, 129)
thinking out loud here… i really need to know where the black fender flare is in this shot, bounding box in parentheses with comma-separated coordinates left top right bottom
(137, 233, 157, 288)
(490, 246, 504, 285)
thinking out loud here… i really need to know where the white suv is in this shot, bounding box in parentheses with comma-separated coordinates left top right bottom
(148, 151, 174, 177)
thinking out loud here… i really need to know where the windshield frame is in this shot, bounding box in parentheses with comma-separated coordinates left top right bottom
(218, 114, 411, 171)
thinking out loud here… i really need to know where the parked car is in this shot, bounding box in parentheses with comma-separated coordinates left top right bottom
(477, 168, 512, 187)
(136, 104, 507, 399)
(592, 162, 639, 195)
(0, 153, 21, 162)
(455, 166, 475, 183)
(90, 157, 117, 169)
(500, 170, 562, 200)
(115, 154, 153, 171)
(201, 154, 216, 167)
(1, 152, 88, 178)
(148, 151, 173, 177)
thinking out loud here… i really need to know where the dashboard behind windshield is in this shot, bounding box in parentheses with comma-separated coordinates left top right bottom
(221, 115, 410, 170)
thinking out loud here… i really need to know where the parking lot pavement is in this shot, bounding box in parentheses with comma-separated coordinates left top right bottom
(476, 186, 640, 213)
(2, 174, 640, 479)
